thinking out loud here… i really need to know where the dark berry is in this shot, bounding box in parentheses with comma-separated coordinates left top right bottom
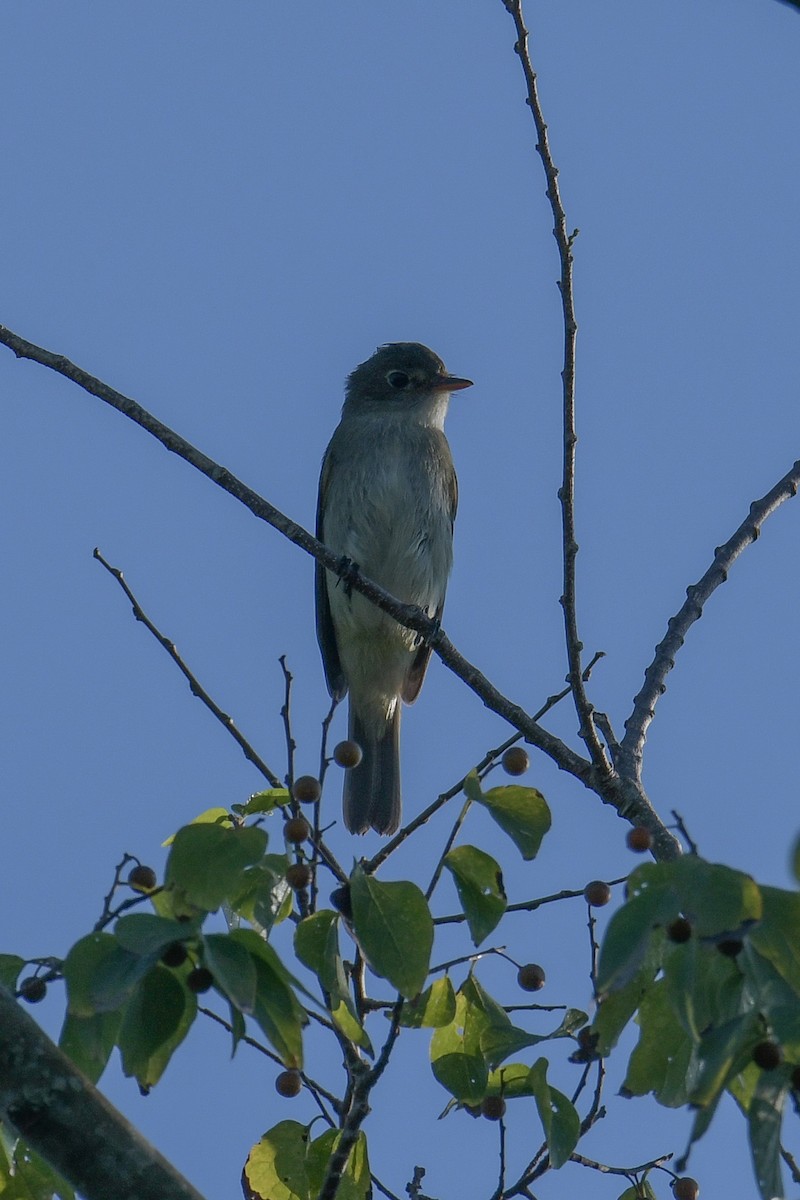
(275, 1069, 302, 1098)
(330, 885, 353, 919)
(186, 967, 214, 994)
(285, 816, 311, 844)
(286, 863, 312, 890)
(667, 917, 693, 943)
(672, 1178, 700, 1200)
(584, 880, 612, 907)
(716, 938, 744, 958)
(160, 942, 188, 968)
(333, 740, 363, 769)
(626, 826, 652, 853)
(128, 864, 157, 892)
(19, 976, 47, 1004)
(292, 776, 321, 804)
(517, 963, 546, 992)
(481, 1095, 506, 1120)
(502, 747, 529, 776)
(753, 1040, 782, 1071)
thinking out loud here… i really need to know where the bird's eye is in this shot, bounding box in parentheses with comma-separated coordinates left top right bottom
(386, 370, 410, 390)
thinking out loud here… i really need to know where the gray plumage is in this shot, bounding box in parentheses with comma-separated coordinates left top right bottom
(316, 343, 471, 834)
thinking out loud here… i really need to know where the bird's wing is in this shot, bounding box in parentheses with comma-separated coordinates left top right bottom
(315, 448, 347, 700)
(402, 449, 457, 704)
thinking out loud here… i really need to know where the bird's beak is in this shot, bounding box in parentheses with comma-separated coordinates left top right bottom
(432, 375, 473, 393)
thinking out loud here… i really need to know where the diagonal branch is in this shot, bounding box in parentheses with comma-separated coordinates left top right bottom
(618, 458, 800, 781)
(0, 323, 594, 792)
(93, 548, 283, 787)
(501, 0, 609, 776)
(0, 986, 206, 1200)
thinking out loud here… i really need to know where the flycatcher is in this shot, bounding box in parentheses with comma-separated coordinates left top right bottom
(316, 343, 472, 835)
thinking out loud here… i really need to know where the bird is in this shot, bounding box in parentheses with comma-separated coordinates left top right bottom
(315, 342, 472, 835)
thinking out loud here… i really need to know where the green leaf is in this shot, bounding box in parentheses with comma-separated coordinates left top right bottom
(59, 1010, 122, 1084)
(631, 858, 762, 939)
(242, 1120, 310, 1200)
(430, 983, 489, 1104)
(165, 822, 268, 911)
(117, 964, 195, 1088)
(622, 979, 694, 1106)
(749, 885, 800, 996)
(306, 1129, 370, 1200)
(528, 1058, 580, 1169)
(690, 1012, 761, 1108)
(400, 976, 457, 1028)
(592, 932, 663, 1054)
(0, 954, 25, 990)
(294, 912, 371, 1051)
(162, 806, 232, 845)
(748, 1072, 787, 1200)
(486, 1061, 536, 1098)
(617, 1185, 657, 1200)
(114, 913, 197, 957)
(232, 929, 308, 1067)
(202, 932, 258, 1013)
(242, 788, 291, 815)
(350, 865, 433, 998)
(596, 887, 677, 997)
(443, 845, 506, 946)
(230, 854, 293, 932)
(0, 1140, 75, 1200)
(791, 833, 800, 886)
(465, 772, 551, 861)
(64, 931, 150, 1015)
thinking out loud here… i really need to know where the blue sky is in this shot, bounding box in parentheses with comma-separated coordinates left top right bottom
(2, 3, 799, 1198)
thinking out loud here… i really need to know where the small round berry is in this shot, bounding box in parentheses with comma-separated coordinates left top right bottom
(333, 740, 363, 769)
(19, 976, 47, 1004)
(577, 1027, 596, 1050)
(330, 885, 353, 920)
(517, 963, 546, 992)
(584, 880, 612, 907)
(292, 776, 321, 804)
(160, 942, 188, 969)
(128, 864, 157, 892)
(672, 1177, 700, 1200)
(285, 816, 311, 844)
(186, 967, 214, 994)
(753, 1040, 782, 1071)
(481, 1095, 506, 1121)
(286, 863, 312, 890)
(275, 1069, 302, 1098)
(626, 826, 653, 853)
(667, 917, 693, 944)
(502, 747, 529, 776)
(716, 938, 744, 958)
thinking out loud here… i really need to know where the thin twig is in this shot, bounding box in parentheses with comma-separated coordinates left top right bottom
(93, 549, 282, 787)
(500, 0, 609, 775)
(618, 457, 800, 782)
(198, 1004, 341, 1121)
(311, 698, 339, 910)
(279, 656, 296, 787)
(433, 878, 627, 926)
(366, 652, 605, 875)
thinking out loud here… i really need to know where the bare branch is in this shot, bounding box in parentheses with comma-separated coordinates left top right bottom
(618, 458, 800, 781)
(0, 332, 679, 854)
(501, 0, 609, 775)
(93, 548, 282, 787)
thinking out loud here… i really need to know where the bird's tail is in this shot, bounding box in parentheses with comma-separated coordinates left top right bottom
(343, 704, 401, 835)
